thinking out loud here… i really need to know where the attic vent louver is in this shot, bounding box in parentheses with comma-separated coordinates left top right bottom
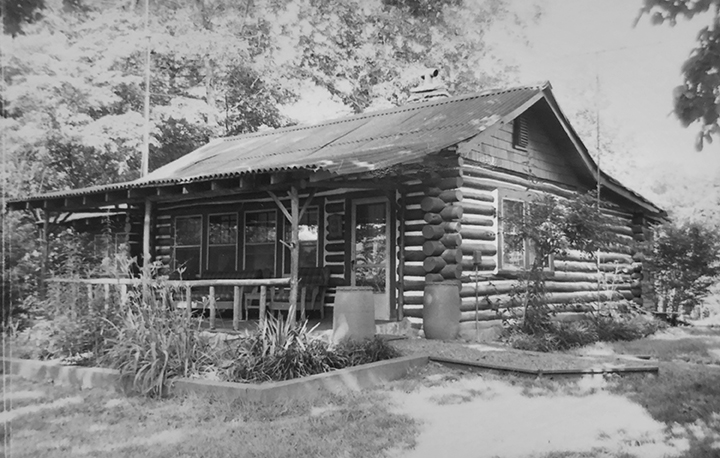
(513, 115, 529, 150)
(407, 68, 450, 103)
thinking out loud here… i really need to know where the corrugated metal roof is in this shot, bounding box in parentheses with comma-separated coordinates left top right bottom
(137, 84, 543, 185)
(7, 81, 664, 217)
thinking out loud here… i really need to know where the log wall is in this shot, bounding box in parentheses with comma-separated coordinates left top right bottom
(324, 196, 347, 305)
(400, 150, 649, 328)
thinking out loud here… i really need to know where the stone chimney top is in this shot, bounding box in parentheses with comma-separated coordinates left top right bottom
(407, 68, 450, 103)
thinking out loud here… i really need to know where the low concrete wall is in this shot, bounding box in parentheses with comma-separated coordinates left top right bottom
(1, 355, 429, 402)
(1, 358, 122, 391)
(172, 355, 428, 403)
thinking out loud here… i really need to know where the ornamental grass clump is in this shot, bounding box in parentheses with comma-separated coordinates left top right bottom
(217, 314, 400, 383)
(99, 282, 213, 397)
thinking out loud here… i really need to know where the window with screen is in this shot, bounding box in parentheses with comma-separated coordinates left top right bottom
(207, 213, 237, 271)
(174, 215, 202, 279)
(283, 207, 319, 275)
(496, 189, 549, 275)
(244, 210, 276, 276)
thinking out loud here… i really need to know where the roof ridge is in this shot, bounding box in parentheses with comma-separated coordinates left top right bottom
(216, 83, 547, 143)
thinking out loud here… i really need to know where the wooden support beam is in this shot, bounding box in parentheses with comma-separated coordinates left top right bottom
(268, 191, 292, 222)
(289, 185, 300, 324)
(143, 198, 152, 280)
(233, 286, 243, 330)
(209, 286, 216, 330)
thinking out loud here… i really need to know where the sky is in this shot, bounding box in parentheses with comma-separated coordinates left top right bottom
(498, 0, 720, 183)
(282, 0, 720, 207)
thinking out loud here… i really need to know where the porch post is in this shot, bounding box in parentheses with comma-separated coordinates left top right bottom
(142, 199, 152, 300)
(289, 185, 300, 324)
(40, 209, 50, 300)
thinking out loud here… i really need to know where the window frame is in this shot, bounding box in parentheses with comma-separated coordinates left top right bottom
(494, 188, 554, 277)
(242, 209, 278, 275)
(173, 214, 203, 279)
(206, 212, 238, 272)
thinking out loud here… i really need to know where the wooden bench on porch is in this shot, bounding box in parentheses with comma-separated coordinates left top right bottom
(245, 267, 331, 320)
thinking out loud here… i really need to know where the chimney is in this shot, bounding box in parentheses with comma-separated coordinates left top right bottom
(407, 68, 450, 103)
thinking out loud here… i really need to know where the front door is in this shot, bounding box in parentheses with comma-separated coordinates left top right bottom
(351, 198, 391, 320)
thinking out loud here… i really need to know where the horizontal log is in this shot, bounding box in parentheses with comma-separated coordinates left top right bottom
(430, 176, 463, 190)
(553, 261, 633, 273)
(403, 295, 424, 305)
(327, 264, 344, 275)
(404, 194, 426, 207)
(424, 256, 447, 273)
(325, 202, 344, 213)
(460, 256, 497, 271)
(405, 235, 426, 246)
(460, 214, 494, 226)
(462, 199, 496, 216)
(440, 264, 463, 279)
(606, 225, 634, 237)
(325, 242, 345, 252)
(423, 240, 446, 256)
(441, 233, 462, 248)
(424, 212, 443, 225)
(401, 280, 425, 291)
(551, 271, 632, 283)
(425, 273, 445, 283)
(404, 263, 426, 277)
(325, 253, 345, 263)
(555, 251, 633, 264)
(460, 289, 626, 310)
(421, 197, 446, 213)
(460, 226, 495, 241)
(402, 305, 423, 318)
(439, 189, 462, 203)
(403, 250, 426, 262)
(461, 280, 518, 297)
(442, 249, 464, 264)
(440, 205, 463, 221)
(422, 223, 461, 240)
(458, 187, 494, 203)
(328, 277, 347, 287)
(404, 208, 425, 221)
(460, 240, 497, 256)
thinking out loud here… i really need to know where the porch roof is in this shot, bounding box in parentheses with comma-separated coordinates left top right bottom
(9, 84, 545, 206)
(6, 81, 666, 218)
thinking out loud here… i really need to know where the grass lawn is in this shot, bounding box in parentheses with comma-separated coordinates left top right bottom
(1, 373, 418, 457)
(5, 326, 720, 458)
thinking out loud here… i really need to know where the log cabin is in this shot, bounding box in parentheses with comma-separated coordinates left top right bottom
(7, 81, 666, 334)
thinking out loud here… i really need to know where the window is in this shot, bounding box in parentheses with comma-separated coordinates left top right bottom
(244, 210, 277, 276)
(283, 207, 319, 275)
(174, 215, 202, 279)
(513, 115, 529, 150)
(207, 213, 237, 271)
(496, 189, 549, 275)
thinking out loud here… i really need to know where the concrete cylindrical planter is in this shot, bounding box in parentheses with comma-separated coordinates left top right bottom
(423, 280, 461, 340)
(332, 286, 375, 343)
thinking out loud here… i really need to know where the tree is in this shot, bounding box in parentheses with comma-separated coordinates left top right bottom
(637, 0, 720, 150)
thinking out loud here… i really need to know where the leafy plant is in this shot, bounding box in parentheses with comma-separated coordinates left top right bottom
(98, 280, 212, 397)
(503, 192, 616, 334)
(645, 221, 720, 316)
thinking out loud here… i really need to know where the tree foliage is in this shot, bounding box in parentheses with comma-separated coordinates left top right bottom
(1, 0, 531, 201)
(646, 221, 720, 315)
(637, 0, 720, 149)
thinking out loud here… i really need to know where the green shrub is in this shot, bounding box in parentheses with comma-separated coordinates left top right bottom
(507, 313, 665, 352)
(218, 315, 400, 383)
(99, 283, 212, 397)
(646, 221, 720, 315)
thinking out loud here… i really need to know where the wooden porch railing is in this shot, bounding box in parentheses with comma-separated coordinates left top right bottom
(47, 277, 292, 331)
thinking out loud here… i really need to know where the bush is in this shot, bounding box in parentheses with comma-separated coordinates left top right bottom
(646, 221, 720, 315)
(507, 313, 665, 352)
(99, 283, 212, 397)
(218, 314, 400, 383)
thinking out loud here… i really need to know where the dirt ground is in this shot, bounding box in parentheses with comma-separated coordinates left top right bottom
(382, 327, 720, 458)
